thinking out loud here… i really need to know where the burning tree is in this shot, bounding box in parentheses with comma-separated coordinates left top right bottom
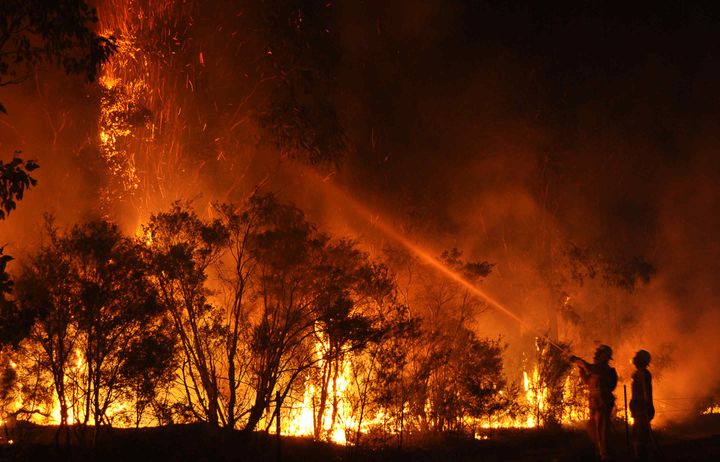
(351, 246, 518, 441)
(305, 240, 394, 440)
(425, 331, 508, 433)
(11, 224, 77, 442)
(7, 218, 171, 445)
(342, 300, 421, 446)
(241, 195, 390, 435)
(144, 203, 229, 427)
(142, 194, 399, 435)
(525, 338, 574, 428)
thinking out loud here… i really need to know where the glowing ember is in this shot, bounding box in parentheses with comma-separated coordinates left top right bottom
(95, 0, 203, 214)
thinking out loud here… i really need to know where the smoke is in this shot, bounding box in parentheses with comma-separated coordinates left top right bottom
(0, 67, 104, 245)
(2, 0, 719, 425)
(327, 0, 720, 423)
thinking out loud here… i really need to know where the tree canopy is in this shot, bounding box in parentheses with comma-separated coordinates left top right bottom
(0, 0, 115, 111)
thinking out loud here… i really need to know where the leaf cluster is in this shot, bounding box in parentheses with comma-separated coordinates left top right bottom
(0, 0, 116, 91)
(563, 241, 655, 292)
(440, 248, 494, 282)
(0, 155, 38, 220)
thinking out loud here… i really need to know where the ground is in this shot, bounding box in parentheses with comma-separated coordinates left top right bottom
(1, 417, 719, 461)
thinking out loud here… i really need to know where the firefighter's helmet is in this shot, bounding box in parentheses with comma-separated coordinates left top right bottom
(633, 349, 651, 368)
(595, 344, 613, 361)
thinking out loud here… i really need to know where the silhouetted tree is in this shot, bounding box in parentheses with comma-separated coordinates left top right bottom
(61, 221, 162, 443)
(309, 240, 391, 440)
(0, 157, 39, 303)
(242, 195, 322, 432)
(371, 246, 510, 438)
(144, 203, 229, 427)
(9, 219, 167, 445)
(421, 330, 508, 432)
(211, 202, 260, 429)
(119, 321, 178, 428)
(235, 194, 391, 435)
(12, 221, 77, 442)
(0, 0, 115, 110)
(349, 302, 421, 446)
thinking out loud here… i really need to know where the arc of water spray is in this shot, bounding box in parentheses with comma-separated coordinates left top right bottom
(303, 169, 565, 352)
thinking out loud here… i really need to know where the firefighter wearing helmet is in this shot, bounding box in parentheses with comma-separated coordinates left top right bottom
(570, 344, 618, 461)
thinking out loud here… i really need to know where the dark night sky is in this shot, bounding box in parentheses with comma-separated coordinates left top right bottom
(341, 0, 720, 192)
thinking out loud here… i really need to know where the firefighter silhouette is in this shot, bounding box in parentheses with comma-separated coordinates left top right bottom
(630, 349, 655, 461)
(571, 344, 618, 461)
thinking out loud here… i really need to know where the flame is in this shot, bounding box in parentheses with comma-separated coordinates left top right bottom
(703, 405, 720, 415)
(283, 334, 355, 444)
(98, 74, 121, 90)
(285, 382, 316, 437)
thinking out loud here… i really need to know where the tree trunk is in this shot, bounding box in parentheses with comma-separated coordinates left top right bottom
(328, 357, 341, 440)
(227, 353, 236, 428)
(314, 352, 332, 439)
(244, 380, 271, 432)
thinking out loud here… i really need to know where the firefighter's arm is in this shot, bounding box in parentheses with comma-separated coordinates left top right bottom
(570, 355, 590, 372)
(569, 355, 591, 381)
